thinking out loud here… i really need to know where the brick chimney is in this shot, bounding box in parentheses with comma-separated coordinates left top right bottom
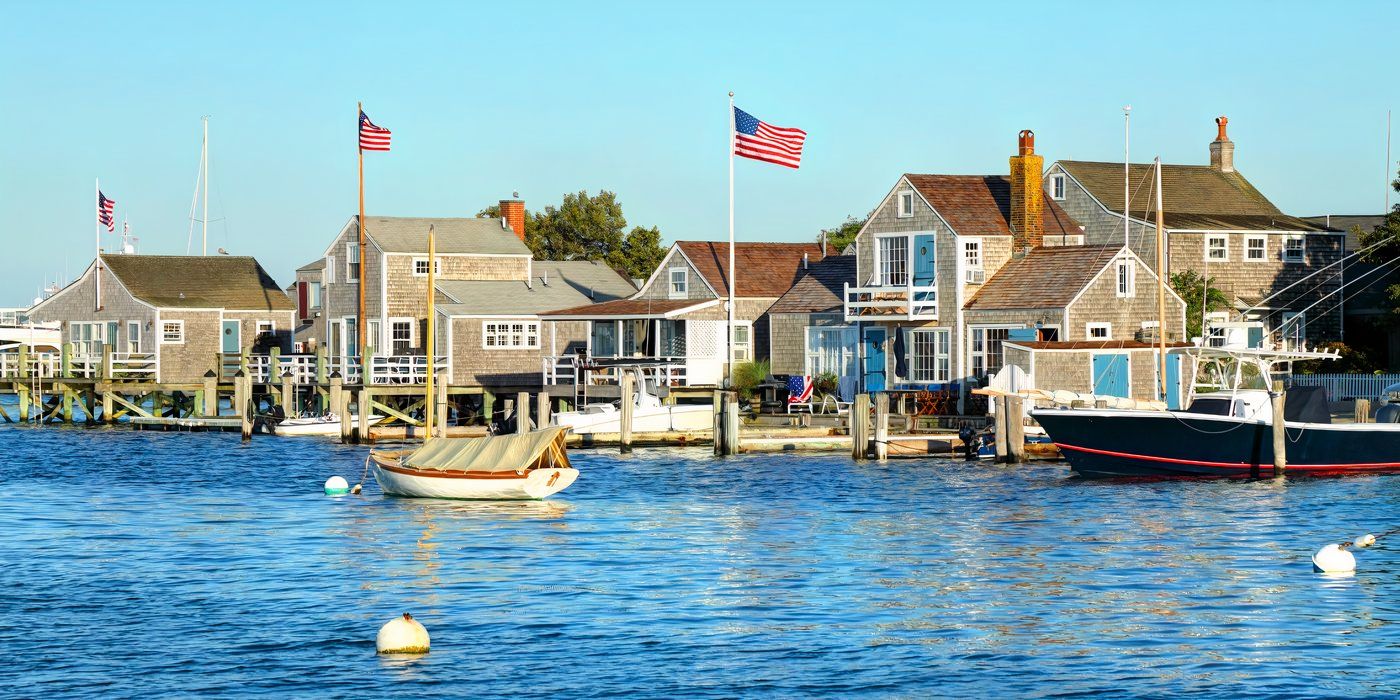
(1209, 116, 1234, 172)
(499, 195, 526, 242)
(1007, 129, 1044, 249)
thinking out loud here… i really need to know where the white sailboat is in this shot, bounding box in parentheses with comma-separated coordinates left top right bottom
(551, 370, 712, 434)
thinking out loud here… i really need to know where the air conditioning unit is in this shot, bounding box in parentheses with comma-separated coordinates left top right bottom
(965, 269, 985, 284)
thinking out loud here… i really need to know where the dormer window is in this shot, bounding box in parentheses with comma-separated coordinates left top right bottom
(897, 190, 915, 218)
(669, 268, 688, 298)
(1050, 173, 1066, 200)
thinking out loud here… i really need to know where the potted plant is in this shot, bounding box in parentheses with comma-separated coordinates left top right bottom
(731, 360, 771, 415)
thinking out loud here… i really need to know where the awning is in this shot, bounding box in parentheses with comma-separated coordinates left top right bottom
(403, 427, 568, 473)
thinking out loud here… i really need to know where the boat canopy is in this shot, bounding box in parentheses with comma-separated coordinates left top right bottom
(403, 427, 569, 473)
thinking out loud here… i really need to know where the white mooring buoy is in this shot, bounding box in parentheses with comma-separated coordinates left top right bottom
(1312, 543, 1356, 573)
(324, 476, 349, 495)
(376, 613, 430, 654)
(1355, 534, 1377, 548)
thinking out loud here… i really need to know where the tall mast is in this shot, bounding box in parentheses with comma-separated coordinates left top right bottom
(95, 177, 101, 311)
(357, 101, 367, 356)
(1122, 105, 1131, 249)
(202, 116, 209, 256)
(1154, 157, 1167, 401)
(424, 224, 436, 440)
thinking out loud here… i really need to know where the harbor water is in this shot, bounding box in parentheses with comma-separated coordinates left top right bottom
(3, 426, 1399, 697)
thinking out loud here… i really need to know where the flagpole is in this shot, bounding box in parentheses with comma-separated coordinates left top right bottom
(357, 101, 367, 358)
(202, 116, 209, 256)
(95, 177, 101, 311)
(425, 224, 436, 440)
(727, 91, 736, 386)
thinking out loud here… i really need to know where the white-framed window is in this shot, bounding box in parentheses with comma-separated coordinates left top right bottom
(970, 326, 1013, 378)
(390, 319, 414, 355)
(963, 238, 984, 283)
(804, 325, 858, 378)
(1087, 322, 1112, 339)
(345, 242, 360, 283)
(877, 235, 909, 286)
(1283, 235, 1305, 263)
(161, 320, 185, 344)
(127, 321, 141, 353)
(324, 257, 336, 283)
(910, 328, 952, 383)
(308, 281, 322, 309)
(896, 190, 915, 218)
(1205, 235, 1228, 261)
(1050, 173, 1066, 200)
(1204, 311, 1229, 347)
(256, 320, 274, 335)
(669, 268, 688, 298)
(1280, 311, 1305, 347)
(1115, 260, 1135, 298)
(70, 322, 106, 354)
(1245, 235, 1267, 261)
(483, 320, 540, 349)
(412, 257, 440, 276)
(733, 322, 753, 362)
(591, 321, 618, 357)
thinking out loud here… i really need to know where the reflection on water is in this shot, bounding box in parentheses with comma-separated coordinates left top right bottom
(0, 428, 1398, 697)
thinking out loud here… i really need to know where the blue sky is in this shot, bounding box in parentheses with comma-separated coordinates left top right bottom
(1, 1, 1395, 303)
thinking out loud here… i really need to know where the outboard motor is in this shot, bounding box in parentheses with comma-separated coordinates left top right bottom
(1376, 403, 1400, 423)
(958, 424, 978, 460)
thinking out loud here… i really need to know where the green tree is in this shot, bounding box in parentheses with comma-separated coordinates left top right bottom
(478, 190, 667, 279)
(1356, 165, 1400, 317)
(818, 215, 866, 253)
(1171, 270, 1232, 339)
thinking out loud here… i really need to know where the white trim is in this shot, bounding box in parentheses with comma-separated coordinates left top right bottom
(1088, 350, 1132, 393)
(1204, 234, 1229, 262)
(379, 249, 388, 350)
(344, 242, 360, 283)
(1168, 228, 1341, 235)
(1049, 173, 1066, 200)
(545, 298, 722, 321)
(410, 256, 441, 276)
(388, 316, 416, 353)
(1244, 234, 1268, 262)
(161, 319, 186, 345)
(668, 268, 688, 299)
(127, 320, 141, 353)
(896, 190, 915, 218)
(481, 318, 541, 350)
(1114, 259, 1135, 298)
(1086, 322, 1112, 339)
(381, 251, 533, 259)
(1283, 234, 1306, 263)
(442, 313, 545, 320)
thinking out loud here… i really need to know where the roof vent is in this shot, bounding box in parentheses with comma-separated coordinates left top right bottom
(803, 252, 809, 270)
(541, 269, 550, 286)
(501, 216, 508, 229)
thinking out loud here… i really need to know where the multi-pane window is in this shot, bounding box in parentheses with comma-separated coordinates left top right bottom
(897, 191, 915, 218)
(412, 258, 440, 276)
(970, 327, 1011, 378)
(878, 236, 908, 286)
(733, 324, 752, 362)
(1284, 236, 1305, 263)
(1087, 323, 1111, 339)
(964, 239, 983, 269)
(1245, 236, 1266, 261)
(483, 320, 539, 349)
(127, 321, 141, 353)
(345, 243, 360, 283)
(591, 322, 617, 357)
(391, 321, 413, 355)
(161, 321, 184, 344)
(669, 269, 687, 298)
(910, 329, 951, 382)
(805, 325, 858, 378)
(1205, 235, 1228, 261)
(1115, 260, 1134, 297)
(71, 322, 106, 354)
(1050, 174, 1066, 200)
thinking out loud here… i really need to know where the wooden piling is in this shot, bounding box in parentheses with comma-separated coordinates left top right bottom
(993, 395, 1009, 463)
(712, 390, 724, 456)
(236, 371, 253, 442)
(1271, 380, 1286, 477)
(851, 393, 870, 460)
(873, 392, 889, 461)
(60, 343, 72, 379)
(536, 392, 551, 432)
(619, 374, 634, 453)
(329, 373, 348, 443)
(280, 371, 294, 412)
(1005, 395, 1026, 464)
(357, 386, 372, 444)
(1355, 398, 1371, 424)
(17, 385, 30, 423)
(202, 370, 218, 416)
(724, 391, 740, 455)
(516, 391, 530, 434)
(101, 388, 113, 424)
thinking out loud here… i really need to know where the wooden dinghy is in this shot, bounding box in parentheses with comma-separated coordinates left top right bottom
(370, 427, 578, 500)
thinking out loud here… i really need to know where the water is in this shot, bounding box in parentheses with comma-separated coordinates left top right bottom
(2, 426, 1399, 698)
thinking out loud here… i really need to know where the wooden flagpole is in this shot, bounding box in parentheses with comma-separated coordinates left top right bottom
(357, 102, 367, 356)
(1154, 157, 1168, 401)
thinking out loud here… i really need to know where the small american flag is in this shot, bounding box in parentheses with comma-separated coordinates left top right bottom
(734, 106, 806, 169)
(359, 110, 391, 151)
(787, 375, 814, 404)
(97, 191, 116, 232)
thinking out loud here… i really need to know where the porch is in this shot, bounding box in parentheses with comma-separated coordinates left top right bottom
(843, 283, 938, 321)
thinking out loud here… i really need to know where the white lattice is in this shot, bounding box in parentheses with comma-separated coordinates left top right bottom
(686, 320, 726, 385)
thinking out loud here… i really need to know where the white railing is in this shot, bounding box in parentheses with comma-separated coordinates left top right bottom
(541, 355, 687, 388)
(111, 352, 156, 379)
(274, 354, 319, 384)
(327, 356, 362, 385)
(1290, 373, 1400, 403)
(367, 355, 448, 385)
(843, 283, 938, 321)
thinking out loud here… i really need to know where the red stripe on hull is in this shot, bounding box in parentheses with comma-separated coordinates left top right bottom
(1057, 442, 1400, 475)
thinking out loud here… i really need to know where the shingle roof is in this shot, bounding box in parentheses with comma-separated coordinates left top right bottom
(963, 245, 1122, 310)
(767, 255, 856, 314)
(435, 261, 635, 316)
(296, 258, 326, 272)
(101, 255, 294, 310)
(543, 298, 716, 318)
(676, 241, 828, 297)
(1056, 161, 1332, 232)
(358, 216, 532, 255)
(904, 174, 1081, 237)
(1005, 340, 1193, 351)
(1302, 214, 1386, 251)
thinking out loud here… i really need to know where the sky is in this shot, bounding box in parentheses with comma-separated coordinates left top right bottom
(1, 0, 1396, 303)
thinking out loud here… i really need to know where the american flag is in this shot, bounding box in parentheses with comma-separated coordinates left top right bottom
(359, 110, 391, 151)
(97, 191, 116, 232)
(787, 375, 814, 404)
(733, 106, 806, 169)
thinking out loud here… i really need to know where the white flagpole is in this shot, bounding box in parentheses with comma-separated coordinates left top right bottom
(727, 91, 736, 386)
(95, 177, 101, 311)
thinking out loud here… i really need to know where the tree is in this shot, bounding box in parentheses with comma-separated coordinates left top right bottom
(1171, 270, 1232, 340)
(477, 190, 667, 279)
(818, 215, 866, 253)
(1356, 165, 1400, 317)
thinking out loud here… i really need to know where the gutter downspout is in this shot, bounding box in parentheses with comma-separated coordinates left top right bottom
(955, 234, 966, 414)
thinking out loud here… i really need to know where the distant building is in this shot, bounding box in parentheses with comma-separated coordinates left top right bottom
(287, 258, 326, 352)
(1303, 213, 1397, 367)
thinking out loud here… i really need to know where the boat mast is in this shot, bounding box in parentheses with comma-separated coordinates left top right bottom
(1154, 157, 1167, 401)
(1122, 105, 1131, 249)
(424, 224, 436, 440)
(202, 116, 209, 256)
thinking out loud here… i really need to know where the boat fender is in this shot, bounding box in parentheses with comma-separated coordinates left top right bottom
(1312, 543, 1356, 573)
(1354, 534, 1377, 548)
(324, 475, 349, 496)
(376, 612, 430, 654)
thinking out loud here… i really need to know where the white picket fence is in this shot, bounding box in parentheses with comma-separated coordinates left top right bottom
(1289, 373, 1400, 402)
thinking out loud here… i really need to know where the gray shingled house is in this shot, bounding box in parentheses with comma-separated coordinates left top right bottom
(1046, 117, 1343, 345)
(287, 258, 326, 352)
(766, 255, 857, 387)
(27, 254, 294, 383)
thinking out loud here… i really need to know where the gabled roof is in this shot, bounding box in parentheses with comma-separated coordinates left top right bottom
(767, 255, 856, 315)
(903, 174, 1081, 237)
(353, 216, 532, 255)
(435, 260, 635, 316)
(1056, 161, 1332, 232)
(963, 245, 1122, 310)
(296, 258, 326, 272)
(542, 298, 717, 319)
(675, 241, 827, 297)
(100, 254, 294, 310)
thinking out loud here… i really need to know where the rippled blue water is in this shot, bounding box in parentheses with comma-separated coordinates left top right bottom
(2, 425, 1399, 697)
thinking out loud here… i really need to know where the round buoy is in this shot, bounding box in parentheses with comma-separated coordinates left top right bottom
(324, 476, 349, 495)
(1312, 544, 1356, 573)
(1355, 534, 1377, 548)
(376, 613, 430, 654)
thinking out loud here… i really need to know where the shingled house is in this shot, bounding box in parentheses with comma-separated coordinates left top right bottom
(543, 241, 828, 386)
(1046, 117, 1343, 346)
(26, 254, 294, 383)
(287, 258, 325, 352)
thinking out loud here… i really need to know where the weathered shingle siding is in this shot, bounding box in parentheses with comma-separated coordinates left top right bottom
(27, 265, 156, 352)
(1065, 260, 1186, 341)
(158, 310, 222, 383)
(1048, 163, 1137, 257)
(857, 181, 949, 287)
(383, 254, 529, 325)
(769, 312, 844, 375)
(222, 310, 295, 353)
(1020, 348, 1174, 401)
(636, 251, 716, 301)
(448, 317, 587, 387)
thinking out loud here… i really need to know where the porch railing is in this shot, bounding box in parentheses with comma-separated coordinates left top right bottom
(541, 355, 688, 388)
(843, 283, 938, 321)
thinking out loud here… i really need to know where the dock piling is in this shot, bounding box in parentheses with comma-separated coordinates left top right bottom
(619, 375, 634, 453)
(516, 391, 530, 434)
(993, 396, 1009, 462)
(1355, 398, 1371, 424)
(724, 391, 740, 455)
(1271, 380, 1286, 477)
(536, 392, 551, 433)
(1005, 395, 1026, 464)
(280, 370, 294, 413)
(202, 370, 218, 416)
(851, 393, 870, 460)
(874, 392, 889, 461)
(358, 386, 372, 443)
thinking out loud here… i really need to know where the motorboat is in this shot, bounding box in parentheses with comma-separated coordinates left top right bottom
(1031, 347, 1400, 478)
(552, 375, 711, 434)
(371, 427, 578, 500)
(271, 412, 385, 436)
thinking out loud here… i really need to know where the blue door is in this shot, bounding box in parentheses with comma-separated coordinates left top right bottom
(912, 234, 936, 285)
(221, 320, 241, 353)
(1164, 352, 1182, 409)
(863, 327, 886, 393)
(1091, 352, 1129, 398)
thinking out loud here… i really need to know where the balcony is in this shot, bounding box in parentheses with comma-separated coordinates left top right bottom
(843, 283, 938, 322)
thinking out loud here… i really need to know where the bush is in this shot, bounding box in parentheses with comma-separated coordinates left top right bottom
(731, 360, 771, 401)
